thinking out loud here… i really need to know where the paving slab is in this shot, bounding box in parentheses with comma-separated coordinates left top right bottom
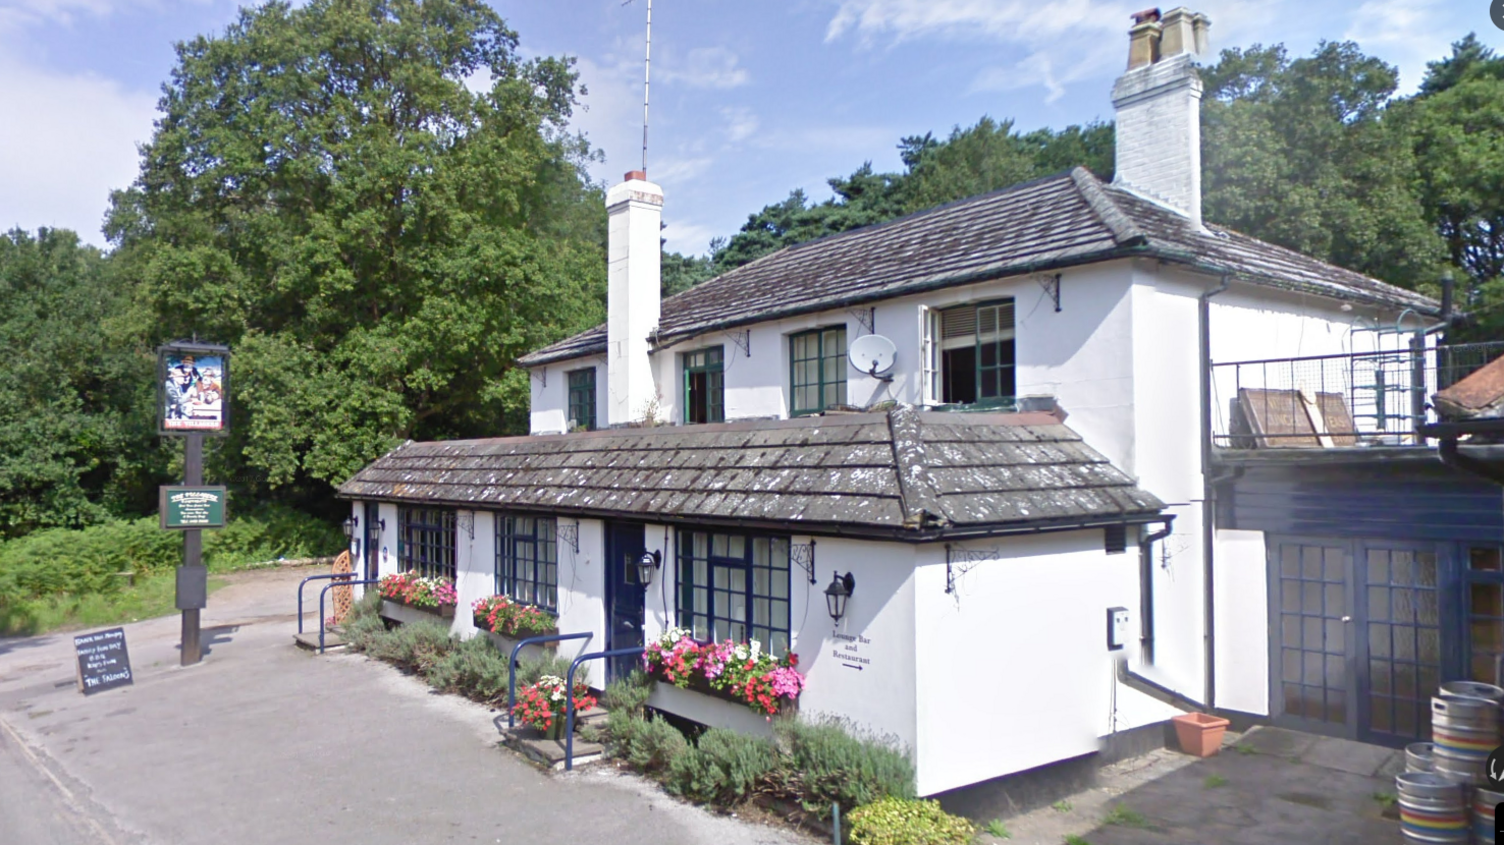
(1303, 734, 1403, 777)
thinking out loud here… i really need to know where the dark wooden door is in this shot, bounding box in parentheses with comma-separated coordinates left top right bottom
(363, 501, 381, 581)
(605, 523, 647, 682)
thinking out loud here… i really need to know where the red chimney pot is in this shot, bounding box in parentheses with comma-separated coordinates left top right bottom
(1130, 7, 1161, 24)
(624, 170, 647, 182)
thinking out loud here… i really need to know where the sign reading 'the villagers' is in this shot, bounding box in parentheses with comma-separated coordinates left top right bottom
(74, 628, 133, 696)
(157, 343, 230, 435)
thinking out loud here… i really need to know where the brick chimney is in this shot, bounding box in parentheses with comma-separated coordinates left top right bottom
(1111, 7, 1211, 228)
(606, 170, 663, 425)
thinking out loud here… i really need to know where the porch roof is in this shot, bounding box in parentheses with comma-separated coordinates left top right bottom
(337, 405, 1164, 541)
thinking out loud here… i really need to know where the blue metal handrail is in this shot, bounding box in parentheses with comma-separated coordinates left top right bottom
(297, 572, 358, 633)
(566, 646, 644, 771)
(317, 578, 380, 653)
(505, 632, 593, 727)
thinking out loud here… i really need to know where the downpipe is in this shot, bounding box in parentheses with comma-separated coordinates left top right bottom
(1138, 517, 1175, 664)
(1198, 275, 1230, 711)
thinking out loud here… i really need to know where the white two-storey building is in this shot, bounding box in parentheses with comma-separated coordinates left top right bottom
(340, 8, 1454, 813)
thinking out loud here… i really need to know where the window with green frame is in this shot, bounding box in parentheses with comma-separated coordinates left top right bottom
(683, 346, 724, 424)
(567, 368, 596, 431)
(931, 300, 1015, 407)
(676, 530, 791, 655)
(789, 326, 847, 415)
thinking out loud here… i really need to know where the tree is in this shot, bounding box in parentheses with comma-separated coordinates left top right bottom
(105, 0, 606, 493)
(1199, 42, 1444, 288)
(1419, 33, 1504, 96)
(0, 229, 161, 537)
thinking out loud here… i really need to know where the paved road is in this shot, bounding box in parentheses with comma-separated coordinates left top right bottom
(0, 569, 807, 845)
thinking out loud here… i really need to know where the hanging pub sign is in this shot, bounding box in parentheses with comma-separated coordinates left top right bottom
(157, 341, 230, 435)
(159, 485, 228, 530)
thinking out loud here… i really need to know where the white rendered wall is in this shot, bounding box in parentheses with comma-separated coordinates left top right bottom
(552, 518, 607, 683)
(530, 358, 606, 435)
(1213, 529, 1270, 715)
(912, 531, 1174, 797)
(606, 177, 663, 426)
(452, 510, 493, 637)
(1111, 54, 1203, 227)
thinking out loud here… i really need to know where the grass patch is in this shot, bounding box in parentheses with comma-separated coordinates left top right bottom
(1063, 836, 1093, 845)
(1204, 773, 1228, 788)
(1051, 799, 1073, 812)
(0, 570, 228, 635)
(1102, 804, 1150, 828)
(1371, 792, 1397, 810)
(984, 819, 1011, 839)
(1234, 743, 1257, 755)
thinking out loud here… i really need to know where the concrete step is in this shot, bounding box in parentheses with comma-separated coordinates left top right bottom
(292, 631, 347, 651)
(575, 706, 609, 726)
(503, 728, 604, 770)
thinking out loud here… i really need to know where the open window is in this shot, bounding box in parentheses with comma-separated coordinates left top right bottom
(683, 346, 725, 424)
(921, 300, 1015, 407)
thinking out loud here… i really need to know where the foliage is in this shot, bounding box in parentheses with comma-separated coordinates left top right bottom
(0, 229, 164, 538)
(1203, 773, 1227, 788)
(471, 594, 557, 636)
(0, 568, 228, 637)
(662, 249, 719, 298)
(602, 669, 653, 716)
(510, 675, 595, 733)
(104, 0, 608, 499)
(604, 711, 690, 775)
(847, 797, 974, 845)
(421, 633, 512, 703)
(641, 627, 803, 715)
(666, 728, 780, 804)
(378, 572, 457, 608)
(342, 590, 390, 651)
(1102, 804, 1149, 828)
(984, 818, 1011, 839)
(361, 617, 454, 671)
(768, 717, 915, 818)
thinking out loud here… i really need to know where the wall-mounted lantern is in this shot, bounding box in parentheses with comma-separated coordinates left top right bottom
(637, 550, 662, 585)
(342, 516, 357, 541)
(825, 571, 855, 622)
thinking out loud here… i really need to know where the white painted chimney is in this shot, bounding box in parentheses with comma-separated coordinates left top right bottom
(1111, 7, 1210, 228)
(605, 169, 663, 426)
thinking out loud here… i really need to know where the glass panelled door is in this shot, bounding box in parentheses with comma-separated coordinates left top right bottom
(1361, 545, 1442, 745)
(1272, 540, 1354, 736)
(1465, 547, 1504, 687)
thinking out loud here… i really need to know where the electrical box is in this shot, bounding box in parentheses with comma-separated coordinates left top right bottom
(1107, 606, 1130, 651)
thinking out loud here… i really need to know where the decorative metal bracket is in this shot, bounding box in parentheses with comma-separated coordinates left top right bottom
(457, 512, 475, 540)
(533, 366, 546, 387)
(945, 543, 999, 594)
(1036, 273, 1062, 313)
(723, 328, 751, 357)
(849, 307, 875, 335)
(558, 520, 580, 554)
(791, 539, 818, 584)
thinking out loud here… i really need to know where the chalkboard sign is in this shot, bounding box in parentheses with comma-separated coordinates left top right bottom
(74, 628, 133, 695)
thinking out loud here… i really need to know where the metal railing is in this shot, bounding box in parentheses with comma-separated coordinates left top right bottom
(297, 572, 360, 634)
(566, 647, 645, 771)
(1211, 341, 1504, 448)
(317, 578, 378, 653)
(504, 632, 593, 728)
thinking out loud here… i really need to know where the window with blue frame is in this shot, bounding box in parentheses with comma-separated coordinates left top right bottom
(676, 530, 791, 655)
(398, 507, 456, 580)
(496, 515, 559, 611)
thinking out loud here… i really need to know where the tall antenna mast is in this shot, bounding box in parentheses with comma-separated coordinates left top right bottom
(642, 0, 651, 173)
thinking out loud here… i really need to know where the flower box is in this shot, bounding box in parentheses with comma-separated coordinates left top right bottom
(646, 682, 781, 738)
(641, 628, 804, 718)
(380, 599, 455, 627)
(479, 628, 556, 663)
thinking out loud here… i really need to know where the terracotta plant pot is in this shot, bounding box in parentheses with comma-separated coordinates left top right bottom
(1172, 712, 1230, 757)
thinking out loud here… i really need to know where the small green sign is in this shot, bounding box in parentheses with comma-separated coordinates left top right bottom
(159, 486, 228, 530)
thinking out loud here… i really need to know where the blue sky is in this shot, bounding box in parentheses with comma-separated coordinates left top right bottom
(1, 0, 1500, 255)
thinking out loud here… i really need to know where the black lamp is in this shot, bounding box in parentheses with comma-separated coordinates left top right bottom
(825, 571, 855, 622)
(637, 550, 662, 585)
(341, 516, 357, 541)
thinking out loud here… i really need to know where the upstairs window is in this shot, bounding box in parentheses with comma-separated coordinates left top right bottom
(790, 326, 847, 416)
(567, 368, 596, 431)
(922, 300, 1015, 407)
(683, 347, 725, 424)
(398, 507, 456, 580)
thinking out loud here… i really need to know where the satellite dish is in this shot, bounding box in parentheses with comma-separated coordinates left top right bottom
(849, 334, 897, 380)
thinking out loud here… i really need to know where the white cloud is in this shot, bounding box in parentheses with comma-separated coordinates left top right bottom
(660, 46, 749, 90)
(720, 106, 759, 143)
(570, 55, 648, 180)
(824, 0, 1122, 46)
(0, 57, 157, 243)
(650, 156, 714, 186)
(1342, 0, 1455, 93)
(659, 219, 719, 255)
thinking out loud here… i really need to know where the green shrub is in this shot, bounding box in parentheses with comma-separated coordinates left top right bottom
(203, 505, 343, 568)
(773, 717, 915, 817)
(605, 712, 688, 775)
(423, 635, 512, 703)
(604, 670, 653, 716)
(513, 651, 584, 688)
(848, 798, 974, 845)
(342, 592, 389, 652)
(364, 618, 453, 671)
(666, 728, 779, 804)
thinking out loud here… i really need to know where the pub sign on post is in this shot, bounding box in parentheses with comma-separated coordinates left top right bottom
(159, 485, 228, 530)
(157, 341, 230, 436)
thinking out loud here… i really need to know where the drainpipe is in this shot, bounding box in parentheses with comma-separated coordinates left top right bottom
(1198, 274, 1230, 711)
(1139, 517, 1175, 664)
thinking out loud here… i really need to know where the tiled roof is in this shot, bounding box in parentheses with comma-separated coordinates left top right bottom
(337, 405, 1164, 540)
(520, 168, 1437, 367)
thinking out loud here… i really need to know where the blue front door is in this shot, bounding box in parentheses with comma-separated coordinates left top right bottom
(605, 523, 647, 682)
